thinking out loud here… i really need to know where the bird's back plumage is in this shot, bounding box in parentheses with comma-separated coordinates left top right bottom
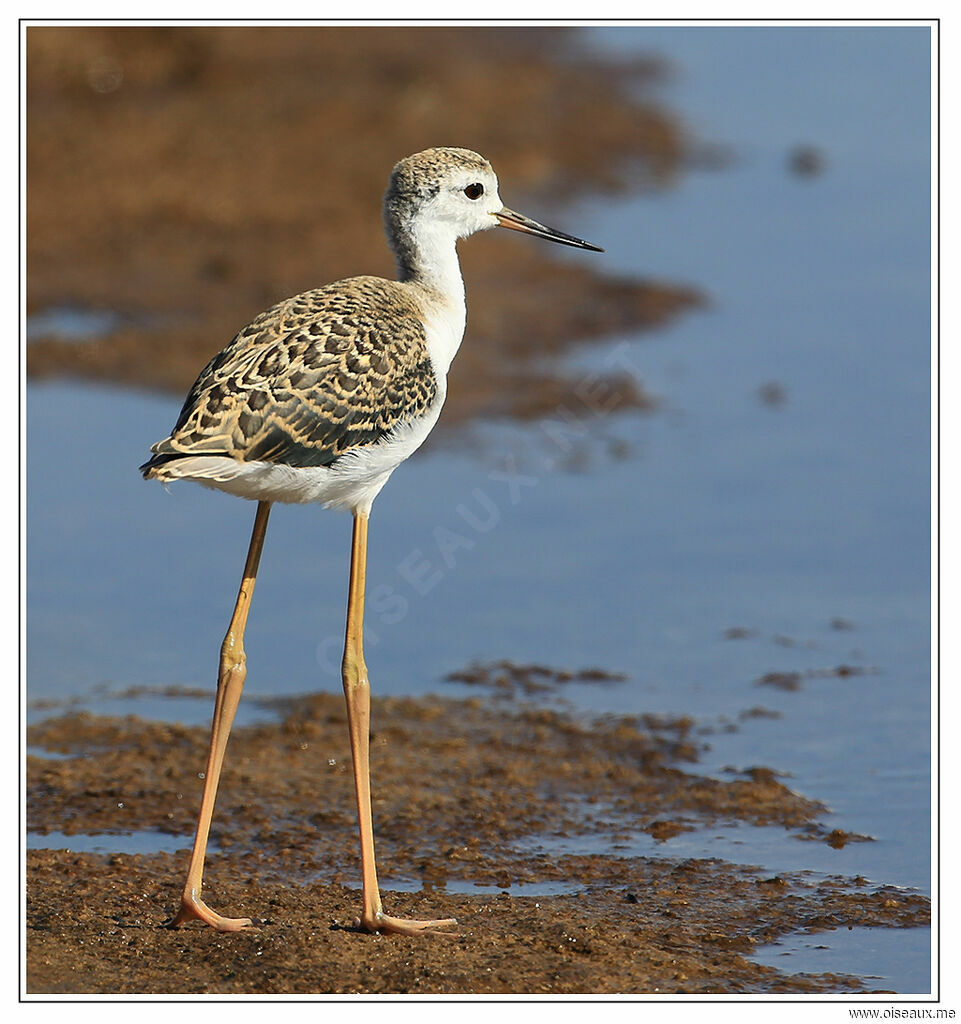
(141, 276, 439, 480)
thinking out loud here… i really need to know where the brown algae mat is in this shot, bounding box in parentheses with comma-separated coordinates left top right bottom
(26, 684, 928, 995)
(26, 25, 704, 427)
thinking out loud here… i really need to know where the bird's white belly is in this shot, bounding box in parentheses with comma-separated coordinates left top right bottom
(167, 389, 446, 514)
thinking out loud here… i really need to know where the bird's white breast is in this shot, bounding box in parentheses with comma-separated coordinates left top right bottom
(421, 296, 467, 378)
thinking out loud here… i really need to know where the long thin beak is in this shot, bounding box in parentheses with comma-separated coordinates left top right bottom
(495, 207, 604, 252)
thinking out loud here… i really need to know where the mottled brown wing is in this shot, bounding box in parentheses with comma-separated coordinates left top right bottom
(141, 277, 438, 475)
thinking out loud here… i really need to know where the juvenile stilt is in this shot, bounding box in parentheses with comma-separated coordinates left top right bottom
(141, 148, 602, 935)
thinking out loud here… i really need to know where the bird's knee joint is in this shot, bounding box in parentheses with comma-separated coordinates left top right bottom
(341, 656, 369, 689)
(220, 647, 247, 677)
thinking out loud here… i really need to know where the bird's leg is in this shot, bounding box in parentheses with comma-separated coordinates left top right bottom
(342, 511, 459, 937)
(168, 500, 272, 931)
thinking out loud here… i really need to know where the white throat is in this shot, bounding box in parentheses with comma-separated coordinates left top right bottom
(394, 216, 468, 378)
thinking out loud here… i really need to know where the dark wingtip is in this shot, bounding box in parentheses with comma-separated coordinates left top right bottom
(140, 452, 177, 478)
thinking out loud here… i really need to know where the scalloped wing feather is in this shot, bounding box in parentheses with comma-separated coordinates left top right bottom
(141, 277, 438, 477)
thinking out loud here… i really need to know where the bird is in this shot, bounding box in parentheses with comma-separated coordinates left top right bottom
(141, 147, 603, 936)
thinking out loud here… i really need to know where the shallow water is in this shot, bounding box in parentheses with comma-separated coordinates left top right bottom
(26, 829, 194, 857)
(752, 926, 932, 997)
(26, 26, 932, 992)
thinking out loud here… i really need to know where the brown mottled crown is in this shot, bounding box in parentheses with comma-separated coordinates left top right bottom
(387, 148, 493, 201)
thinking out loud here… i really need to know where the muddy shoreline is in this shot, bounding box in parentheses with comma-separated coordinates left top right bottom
(26, 686, 929, 995)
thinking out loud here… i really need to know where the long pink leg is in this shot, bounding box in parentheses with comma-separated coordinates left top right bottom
(168, 500, 271, 931)
(342, 510, 458, 936)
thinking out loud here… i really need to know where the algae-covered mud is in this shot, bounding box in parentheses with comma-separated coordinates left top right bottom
(26, 690, 928, 994)
(26, 25, 701, 423)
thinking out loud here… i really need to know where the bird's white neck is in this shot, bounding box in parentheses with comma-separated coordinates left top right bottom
(390, 216, 468, 377)
(392, 216, 465, 299)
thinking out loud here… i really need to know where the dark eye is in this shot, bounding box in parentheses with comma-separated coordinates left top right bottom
(464, 183, 484, 200)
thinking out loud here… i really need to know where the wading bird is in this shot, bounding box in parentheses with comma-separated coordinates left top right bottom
(141, 147, 602, 935)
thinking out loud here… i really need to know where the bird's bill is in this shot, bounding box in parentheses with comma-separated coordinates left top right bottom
(494, 208, 604, 252)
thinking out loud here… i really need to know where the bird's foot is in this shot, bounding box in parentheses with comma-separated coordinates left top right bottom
(167, 894, 255, 932)
(356, 911, 460, 937)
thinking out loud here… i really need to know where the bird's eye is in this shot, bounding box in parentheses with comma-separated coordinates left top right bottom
(464, 183, 484, 200)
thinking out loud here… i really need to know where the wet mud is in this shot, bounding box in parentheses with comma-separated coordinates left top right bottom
(26, 688, 929, 995)
(26, 25, 704, 429)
